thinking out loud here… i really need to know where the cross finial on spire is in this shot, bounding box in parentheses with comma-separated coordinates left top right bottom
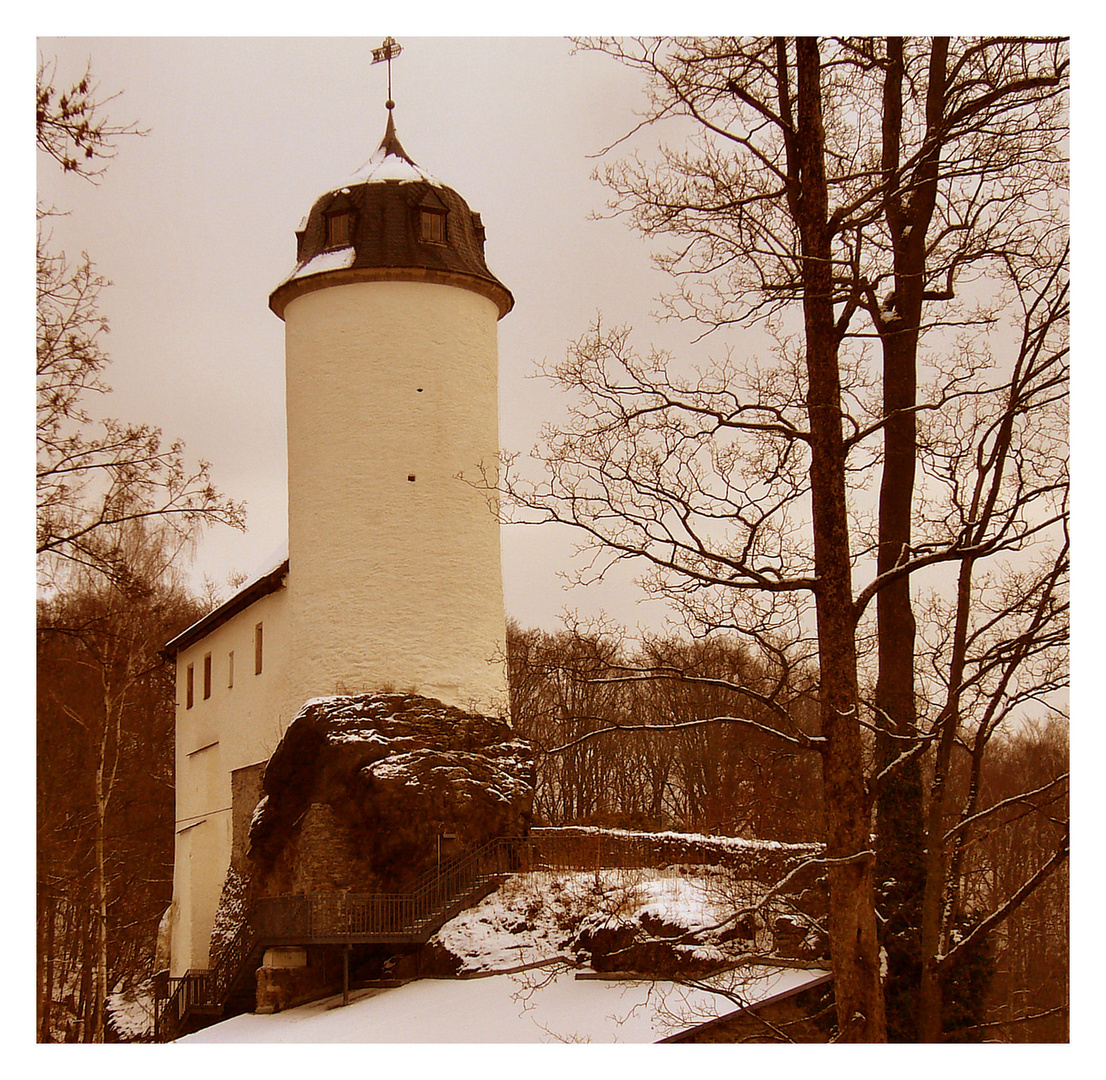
(371, 36, 403, 109)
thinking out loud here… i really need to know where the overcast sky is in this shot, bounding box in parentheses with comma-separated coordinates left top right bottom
(31, 24, 1093, 645)
(35, 34, 717, 634)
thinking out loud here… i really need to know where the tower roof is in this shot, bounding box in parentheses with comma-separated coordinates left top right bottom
(270, 109, 513, 320)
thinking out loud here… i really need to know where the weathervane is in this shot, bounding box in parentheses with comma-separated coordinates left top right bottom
(371, 36, 403, 109)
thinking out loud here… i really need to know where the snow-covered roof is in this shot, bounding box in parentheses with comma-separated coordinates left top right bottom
(179, 965, 829, 1044)
(275, 245, 358, 290)
(338, 107, 443, 189)
(269, 108, 512, 321)
(340, 143, 443, 188)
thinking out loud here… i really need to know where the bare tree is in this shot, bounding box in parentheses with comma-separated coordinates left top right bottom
(36, 56, 144, 182)
(509, 623, 823, 839)
(36, 231, 245, 588)
(496, 36, 1067, 1041)
(35, 56, 241, 1041)
(38, 523, 204, 1041)
(36, 56, 244, 590)
(910, 250, 1068, 1040)
(964, 724, 1068, 1041)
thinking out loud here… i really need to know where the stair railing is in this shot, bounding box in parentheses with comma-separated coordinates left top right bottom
(254, 836, 529, 944)
(156, 836, 529, 1040)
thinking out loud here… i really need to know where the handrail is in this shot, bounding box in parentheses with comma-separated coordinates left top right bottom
(156, 903, 261, 1041)
(155, 971, 211, 1042)
(254, 836, 527, 943)
(155, 836, 528, 1040)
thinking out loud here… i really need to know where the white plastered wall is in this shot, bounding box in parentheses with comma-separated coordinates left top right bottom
(169, 586, 290, 974)
(282, 278, 508, 717)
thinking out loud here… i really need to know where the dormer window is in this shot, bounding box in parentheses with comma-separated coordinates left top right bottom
(325, 210, 353, 250)
(420, 207, 446, 244)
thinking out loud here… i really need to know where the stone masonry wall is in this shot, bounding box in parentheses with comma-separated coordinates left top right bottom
(530, 826, 821, 887)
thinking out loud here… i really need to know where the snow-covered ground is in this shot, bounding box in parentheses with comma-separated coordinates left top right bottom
(180, 966, 827, 1043)
(107, 981, 156, 1041)
(181, 866, 827, 1043)
(432, 866, 768, 973)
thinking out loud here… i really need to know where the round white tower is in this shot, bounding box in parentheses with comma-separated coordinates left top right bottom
(270, 109, 513, 715)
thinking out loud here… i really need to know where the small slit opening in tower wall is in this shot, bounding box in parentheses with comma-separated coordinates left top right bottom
(408, 474, 416, 482)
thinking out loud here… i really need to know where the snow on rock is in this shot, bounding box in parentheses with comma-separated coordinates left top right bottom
(249, 794, 268, 834)
(429, 864, 824, 978)
(431, 871, 607, 973)
(248, 693, 534, 895)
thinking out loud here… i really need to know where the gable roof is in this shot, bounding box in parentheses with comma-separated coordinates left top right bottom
(162, 559, 289, 659)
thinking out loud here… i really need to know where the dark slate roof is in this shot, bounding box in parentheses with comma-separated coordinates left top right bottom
(269, 111, 513, 320)
(162, 560, 289, 659)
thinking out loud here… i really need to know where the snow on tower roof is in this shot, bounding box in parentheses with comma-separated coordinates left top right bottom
(269, 106, 514, 321)
(277, 245, 357, 288)
(340, 108, 444, 188)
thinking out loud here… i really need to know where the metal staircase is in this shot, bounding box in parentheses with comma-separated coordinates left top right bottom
(154, 837, 527, 1041)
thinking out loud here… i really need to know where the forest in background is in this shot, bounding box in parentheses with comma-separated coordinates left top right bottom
(508, 621, 1068, 1042)
(36, 55, 241, 1042)
(37, 615, 1068, 1042)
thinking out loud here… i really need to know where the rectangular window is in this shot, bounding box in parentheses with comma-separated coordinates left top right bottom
(227, 650, 235, 689)
(420, 208, 446, 244)
(326, 211, 352, 249)
(186, 664, 194, 710)
(255, 623, 264, 675)
(203, 653, 212, 700)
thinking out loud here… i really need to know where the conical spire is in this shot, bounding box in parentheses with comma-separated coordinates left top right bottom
(378, 105, 416, 166)
(340, 107, 441, 187)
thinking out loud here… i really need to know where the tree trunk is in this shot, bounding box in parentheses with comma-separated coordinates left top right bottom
(39, 887, 55, 1042)
(874, 36, 947, 1041)
(93, 754, 108, 1043)
(792, 36, 886, 1042)
(873, 305, 926, 1040)
(77, 902, 92, 1041)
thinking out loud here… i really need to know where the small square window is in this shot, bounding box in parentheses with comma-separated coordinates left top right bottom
(420, 208, 446, 244)
(326, 211, 353, 249)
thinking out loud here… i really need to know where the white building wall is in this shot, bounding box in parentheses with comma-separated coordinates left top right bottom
(169, 586, 290, 974)
(282, 279, 508, 717)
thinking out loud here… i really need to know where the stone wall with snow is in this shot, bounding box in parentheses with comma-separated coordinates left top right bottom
(530, 826, 820, 885)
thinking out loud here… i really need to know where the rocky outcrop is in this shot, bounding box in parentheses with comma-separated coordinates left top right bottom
(572, 908, 739, 978)
(248, 692, 535, 897)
